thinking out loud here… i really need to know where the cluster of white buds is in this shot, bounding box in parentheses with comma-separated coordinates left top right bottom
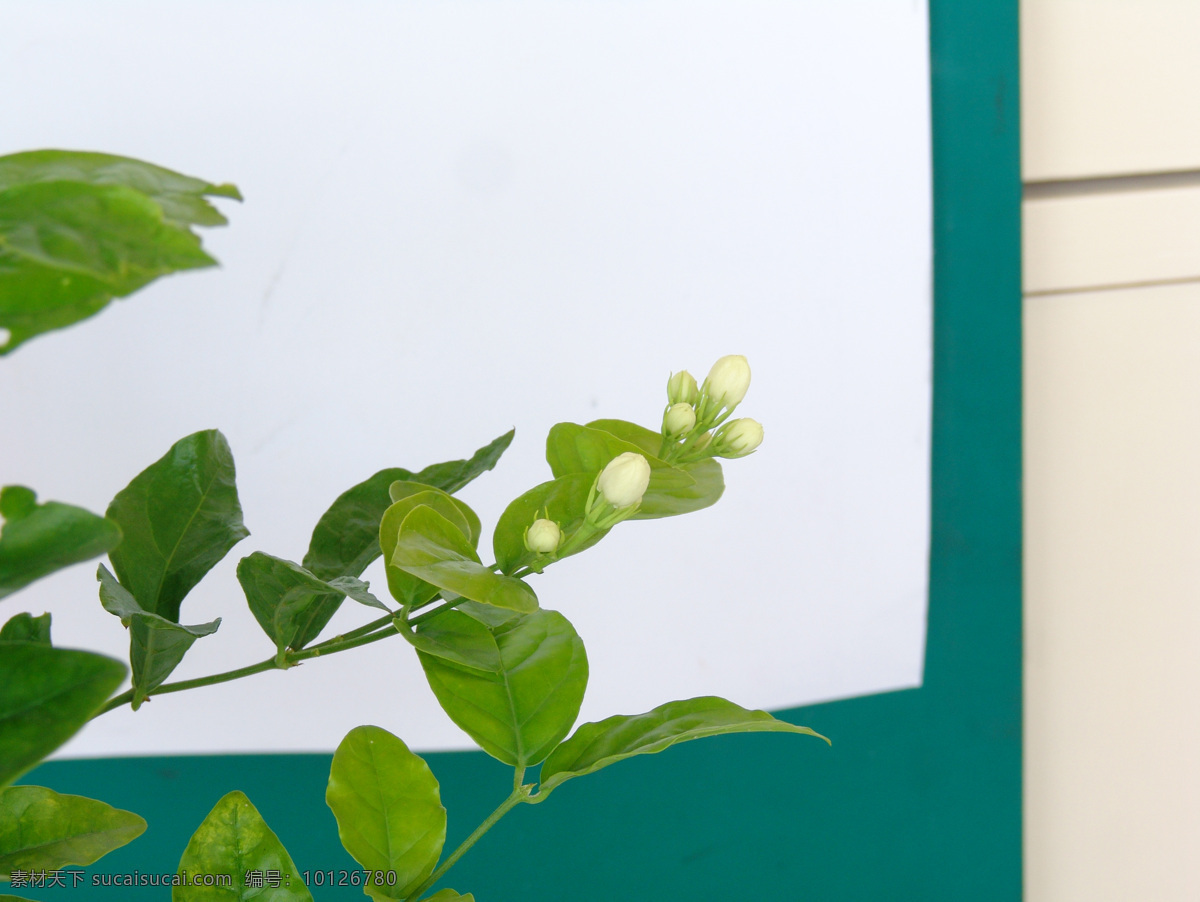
(660, 354, 763, 462)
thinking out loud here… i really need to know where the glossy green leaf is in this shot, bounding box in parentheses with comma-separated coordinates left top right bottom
(585, 419, 726, 518)
(0, 643, 125, 787)
(492, 473, 605, 575)
(0, 894, 42, 900)
(407, 429, 514, 495)
(0, 150, 241, 228)
(422, 892, 474, 902)
(238, 552, 388, 657)
(0, 150, 238, 354)
(416, 608, 587, 767)
(380, 489, 476, 609)
(302, 467, 416, 583)
(174, 790, 311, 902)
(300, 430, 511, 584)
(0, 785, 145, 877)
(106, 430, 248, 622)
(387, 482, 481, 547)
(98, 565, 219, 709)
(0, 613, 50, 645)
(538, 696, 829, 795)
(391, 507, 536, 614)
(326, 725, 446, 900)
(0, 486, 121, 601)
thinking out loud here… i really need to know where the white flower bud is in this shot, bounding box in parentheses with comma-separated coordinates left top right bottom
(596, 452, 651, 509)
(702, 355, 751, 409)
(524, 518, 562, 553)
(716, 418, 764, 458)
(667, 370, 699, 406)
(663, 402, 697, 437)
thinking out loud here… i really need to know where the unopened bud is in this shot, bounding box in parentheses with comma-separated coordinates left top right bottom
(702, 355, 751, 409)
(663, 402, 697, 437)
(716, 418, 764, 458)
(666, 370, 699, 406)
(597, 452, 651, 509)
(524, 518, 562, 554)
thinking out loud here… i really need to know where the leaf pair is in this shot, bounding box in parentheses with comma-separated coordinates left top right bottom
(0, 150, 239, 355)
(98, 430, 248, 708)
(238, 431, 515, 655)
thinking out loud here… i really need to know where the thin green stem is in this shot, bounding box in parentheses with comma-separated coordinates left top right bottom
(405, 786, 530, 902)
(288, 621, 399, 661)
(307, 614, 394, 651)
(94, 657, 280, 716)
(93, 617, 403, 718)
(408, 595, 470, 626)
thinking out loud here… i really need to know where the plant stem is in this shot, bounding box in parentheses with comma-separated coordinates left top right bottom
(94, 657, 280, 716)
(408, 595, 470, 626)
(405, 786, 530, 902)
(93, 618, 402, 718)
(307, 614, 394, 651)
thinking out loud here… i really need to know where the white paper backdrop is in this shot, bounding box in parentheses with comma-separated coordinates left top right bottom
(0, 0, 931, 756)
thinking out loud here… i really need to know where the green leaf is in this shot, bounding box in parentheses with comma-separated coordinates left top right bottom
(0, 150, 239, 354)
(0, 643, 125, 787)
(0, 895, 42, 900)
(300, 430, 512, 584)
(106, 430, 248, 622)
(0, 486, 121, 601)
(326, 726, 446, 900)
(584, 419, 726, 518)
(0, 150, 241, 229)
(237, 553, 388, 657)
(0, 785, 145, 877)
(98, 565, 219, 710)
(538, 697, 829, 796)
(415, 608, 587, 767)
(391, 507, 536, 614)
(422, 892, 474, 902)
(492, 473, 605, 575)
(0, 613, 50, 645)
(408, 429, 514, 495)
(174, 790, 311, 902)
(380, 489, 477, 609)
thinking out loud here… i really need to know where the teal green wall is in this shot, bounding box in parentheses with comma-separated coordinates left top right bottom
(23, 1, 1021, 897)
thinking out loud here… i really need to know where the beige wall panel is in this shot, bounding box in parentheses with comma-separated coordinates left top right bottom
(1025, 282, 1200, 901)
(1023, 0, 1200, 181)
(1024, 186, 1200, 294)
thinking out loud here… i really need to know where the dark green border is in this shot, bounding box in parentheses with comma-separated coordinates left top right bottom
(24, 2, 1021, 898)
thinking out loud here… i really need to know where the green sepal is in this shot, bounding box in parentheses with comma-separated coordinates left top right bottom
(97, 565, 219, 709)
(106, 430, 248, 622)
(391, 507, 536, 613)
(173, 790, 312, 902)
(0, 486, 121, 601)
(538, 696, 829, 797)
(0, 785, 145, 878)
(326, 726, 446, 900)
(0, 643, 125, 787)
(414, 607, 587, 767)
